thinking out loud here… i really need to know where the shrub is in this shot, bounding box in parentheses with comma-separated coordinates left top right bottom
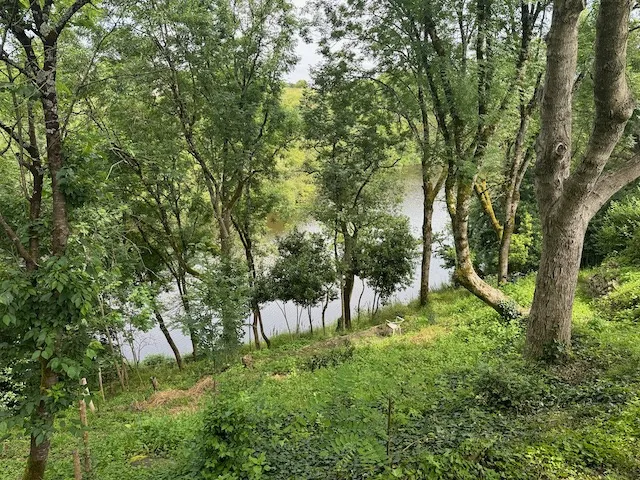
(303, 343, 355, 372)
(597, 188, 640, 264)
(134, 415, 198, 456)
(197, 395, 271, 480)
(470, 361, 553, 414)
(599, 270, 640, 323)
(142, 354, 175, 368)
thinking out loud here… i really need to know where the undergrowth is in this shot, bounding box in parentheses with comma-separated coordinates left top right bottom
(3, 271, 640, 479)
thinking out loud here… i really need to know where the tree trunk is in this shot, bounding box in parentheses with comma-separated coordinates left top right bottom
(448, 179, 526, 317)
(420, 195, 435, 306)
(525, 219, 586, 359)
(219, 210, 233, 258)
(256, 306, 271, 348)
(341, 272, 355, 330)
(154, 309, 183, 370)
(497, 208, 516, 285)
(251, 301, 261, 350)
(525, 0, 636, 360)
(322, 292, 330, 334)
(178, 282, 198, 360)
(22, 363, 57, 480)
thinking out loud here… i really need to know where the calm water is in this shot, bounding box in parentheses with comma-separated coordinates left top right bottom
(125, 166, 452, 360)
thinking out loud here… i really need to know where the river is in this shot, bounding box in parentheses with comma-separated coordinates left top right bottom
(125, 166, 452, 360)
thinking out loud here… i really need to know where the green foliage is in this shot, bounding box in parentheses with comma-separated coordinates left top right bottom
(303, 343, 355, 372)
(192, 257, 251, 354)
(265, 229, 336, 309)
(358, 215, 418, 302)
(198, 395, 271, 480)
(599, 270, 640, 323)
(0, 252, 100, 439)
(597, 188, 640, 265)
(142, 354, 175, 368)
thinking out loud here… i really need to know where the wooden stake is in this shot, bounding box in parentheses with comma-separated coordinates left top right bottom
(73, 450, 82, 480)
(79, 379, 91, 473)
(98, 366, 105, 402)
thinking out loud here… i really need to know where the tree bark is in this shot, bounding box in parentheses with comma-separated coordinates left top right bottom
(339, 228, 356, 330)
(154, 309, 183, 370)
(22, 362, 57, 480)
(526, 0, 636, 359)
(447, 178, 526, 317)
(420, 167, 446, 306)
(341, 272, 355, 330)
(525, 219, 587, 359)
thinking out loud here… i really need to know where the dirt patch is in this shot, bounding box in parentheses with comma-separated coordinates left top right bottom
(408, 325, 448, 345)
(301, 325, 392, 353)
(133, 376, 216, 412)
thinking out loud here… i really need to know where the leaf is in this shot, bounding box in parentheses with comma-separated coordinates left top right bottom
(31, 350, 41, 361)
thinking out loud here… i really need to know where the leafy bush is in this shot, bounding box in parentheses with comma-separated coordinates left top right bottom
(597, 188, 640, 264)
(470, 361, 553, 414)
(303, 343, 355, 372)
(599, 270, 640, 322)
(142, 354, 174, 368)
(197, 395, 271, 480)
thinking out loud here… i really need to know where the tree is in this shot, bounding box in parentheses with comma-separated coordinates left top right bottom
(112, 0, 298, 347)
(303, 63, 403, 330)
(359, 215, 417, 310)
(314, 0, 447, 306)
(266, 229, 336, 334)
(87, 71, 215, 359)
(0, 2, 103, 479)
(525, 0, 638, 359)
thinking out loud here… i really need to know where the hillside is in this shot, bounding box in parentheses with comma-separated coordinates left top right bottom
(3, 270, 640, 479)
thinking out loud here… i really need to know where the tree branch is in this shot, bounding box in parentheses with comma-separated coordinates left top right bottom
(54, 0, 92, 37)
(0, 212, 36, 266)
(0, 119, 40, 161)
(589, 154, 640, 215)
(565, 0, 634, 203)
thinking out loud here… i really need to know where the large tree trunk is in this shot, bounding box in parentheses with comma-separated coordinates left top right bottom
(154, 309, 184, 370)
(525, 219, 586, 359)
(525, 0, 636, 359)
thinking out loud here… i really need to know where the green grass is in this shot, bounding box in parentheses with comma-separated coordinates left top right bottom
(3, 271, 640, 479)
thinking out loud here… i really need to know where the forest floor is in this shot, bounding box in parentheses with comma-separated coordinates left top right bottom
(2, 269, 640, 479)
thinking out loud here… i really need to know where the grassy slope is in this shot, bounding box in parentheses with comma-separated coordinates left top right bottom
(2, 273, 640, 479)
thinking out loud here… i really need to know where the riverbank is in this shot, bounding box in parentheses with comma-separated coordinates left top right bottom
(2, 270, 640, 479)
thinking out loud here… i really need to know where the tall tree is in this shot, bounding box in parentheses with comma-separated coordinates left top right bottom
(303, 63, 403, 329)
(314, 0, 447, 306)
(0, 1, 100, 478)
(404, 0, 544, 316)
(525, 0, 638, 359)
(113, 0, 298, 345)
